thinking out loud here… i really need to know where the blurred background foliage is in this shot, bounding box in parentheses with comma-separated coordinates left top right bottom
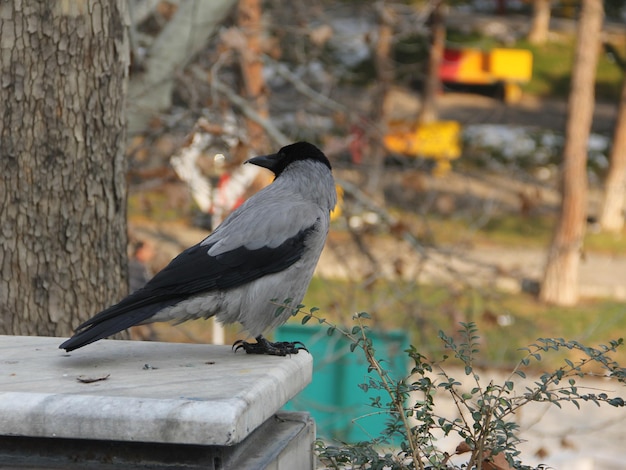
(125, 0, 626, 371)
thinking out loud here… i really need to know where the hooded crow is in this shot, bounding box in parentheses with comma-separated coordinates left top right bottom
(60, 141, 337, 356)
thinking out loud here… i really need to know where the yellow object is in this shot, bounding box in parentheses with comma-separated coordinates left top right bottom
(503, 82, 523, 104)
(455, 49, 492, 84)
(445, 48, 532, 85)
(330, 184, 343, 221)
(384, 121, 461, 159)
(384, 120, 461, 176)
(489, 48, 533, 83)
(432, 159, 452, 178)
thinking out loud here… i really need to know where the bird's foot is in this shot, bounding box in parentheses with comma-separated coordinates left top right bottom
(232, 335, 308, 356)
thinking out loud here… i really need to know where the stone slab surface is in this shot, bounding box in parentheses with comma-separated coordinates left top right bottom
(0, 336, 312, 446)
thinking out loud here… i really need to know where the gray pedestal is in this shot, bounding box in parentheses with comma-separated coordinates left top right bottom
(0, 336, 315, 469)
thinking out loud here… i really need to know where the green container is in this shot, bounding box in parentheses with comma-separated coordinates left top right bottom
(275, 323, 409, 443)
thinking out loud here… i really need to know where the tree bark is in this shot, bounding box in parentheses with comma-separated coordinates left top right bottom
(418, 0, 445, 124)
(540, 0, 603, 306)
(599, 73, 626, 232)
(0, 1, 130, 336)
(527, 0, 551, 45)
(365, 0, 394, 204)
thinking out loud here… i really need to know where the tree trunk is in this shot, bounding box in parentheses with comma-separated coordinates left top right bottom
(365, 0, 394, 204)
(540, 0, 603, 306)
(418, 0, 445, 124)
(599, 73, 626, 232)
(236, 0, 270, 153)
(527, 0, 551, 45)
(0, 1, 130, 336)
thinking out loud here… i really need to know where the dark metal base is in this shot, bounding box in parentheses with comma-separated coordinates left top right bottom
(0, 412, 314, 470)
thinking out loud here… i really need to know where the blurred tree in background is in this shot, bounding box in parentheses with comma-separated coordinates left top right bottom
(417, 0, 445, 124)
(527, 0, 551, 45)
(600, 58, 626, 233)
(541, 0, 604, 306)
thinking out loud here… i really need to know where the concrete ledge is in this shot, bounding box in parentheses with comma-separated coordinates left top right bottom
(0, 336, 313, 446)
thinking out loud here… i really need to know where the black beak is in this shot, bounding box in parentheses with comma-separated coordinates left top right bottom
(245, 153, 279, 172)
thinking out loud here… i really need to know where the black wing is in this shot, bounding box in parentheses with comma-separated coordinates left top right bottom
(59, 224, 316, 351)
(149, 224, 316, 294)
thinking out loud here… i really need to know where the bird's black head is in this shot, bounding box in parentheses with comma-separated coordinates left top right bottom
(245, 142, 332, 177)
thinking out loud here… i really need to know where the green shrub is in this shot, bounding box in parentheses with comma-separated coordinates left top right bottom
(294, 308, 626, 469)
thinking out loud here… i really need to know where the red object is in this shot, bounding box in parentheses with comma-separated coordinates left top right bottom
(349, 124, 366, 164)
(439, 49, 462, 82)
(215, 173, 245, 214)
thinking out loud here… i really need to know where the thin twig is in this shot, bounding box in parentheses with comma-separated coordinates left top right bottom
(264, 55, 347, 113)
(354, 315, 425, 470)
(211, 75, 290, 147)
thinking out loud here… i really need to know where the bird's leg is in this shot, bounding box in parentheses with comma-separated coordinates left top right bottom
(232, 335, 308, 356)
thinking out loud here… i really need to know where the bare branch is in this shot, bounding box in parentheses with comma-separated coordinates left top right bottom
(264, 55, 347, 114)
(128, 0, 237, 134)
(210, 73, 290, 147)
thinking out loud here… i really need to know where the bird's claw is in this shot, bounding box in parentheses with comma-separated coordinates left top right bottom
(232, 336, 308, 356)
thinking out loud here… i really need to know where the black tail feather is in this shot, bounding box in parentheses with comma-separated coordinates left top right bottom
(59, 299, 179, 352)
